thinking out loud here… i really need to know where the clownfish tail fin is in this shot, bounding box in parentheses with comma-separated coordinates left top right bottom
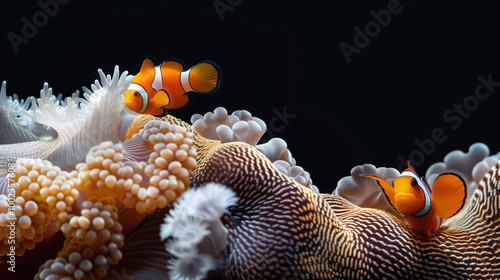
(183, 61, 222, 94)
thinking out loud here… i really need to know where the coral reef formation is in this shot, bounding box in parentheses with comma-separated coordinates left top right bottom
(0, 64, 499, 280)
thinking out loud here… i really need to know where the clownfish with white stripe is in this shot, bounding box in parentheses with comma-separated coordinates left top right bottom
(125, 58, 221, 116)
(365, 161, 467, 236)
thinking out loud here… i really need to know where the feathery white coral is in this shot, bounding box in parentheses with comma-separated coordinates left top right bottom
(0, 66, 135, 172)
(46, 66, 134, 170)
(176, 182, 238, 221)
(166, 246, 215, 280)
(160, 183, 237, 280)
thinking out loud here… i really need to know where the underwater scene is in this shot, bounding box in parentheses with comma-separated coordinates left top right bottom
(0, 1, 499, 279)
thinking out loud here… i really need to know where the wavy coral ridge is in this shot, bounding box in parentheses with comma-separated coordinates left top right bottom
(189, 140, 500, 279)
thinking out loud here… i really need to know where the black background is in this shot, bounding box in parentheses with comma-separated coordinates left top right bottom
(1, 0, 499, 193)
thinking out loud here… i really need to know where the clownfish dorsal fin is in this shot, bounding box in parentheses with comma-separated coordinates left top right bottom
(432, 173, 467, 218)
(405, 160, 418, 175)
(151, 90, 170, 108)
(364, 175, 403, 216)
(139, 58, 155, 73)
(160, 60, 184, 72)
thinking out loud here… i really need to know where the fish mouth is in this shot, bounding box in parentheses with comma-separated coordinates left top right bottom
(395, 192, 416, 201)
(124, 92, 141, 112)
(395, 192, 418, 214)
(124, 100, 139, 112)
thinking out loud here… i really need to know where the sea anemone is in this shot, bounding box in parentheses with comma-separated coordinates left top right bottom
(0, 158, 72, 257)
(0, 66, 135, 173)
(36, 196, 124, 279)
(0, 81, 59, 145)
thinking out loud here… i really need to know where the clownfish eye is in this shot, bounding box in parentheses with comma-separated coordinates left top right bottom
(411, 179, 418, 187)
(134, 92, 138, 96)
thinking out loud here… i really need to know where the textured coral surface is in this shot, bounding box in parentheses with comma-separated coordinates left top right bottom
(0, 66, 499, 279)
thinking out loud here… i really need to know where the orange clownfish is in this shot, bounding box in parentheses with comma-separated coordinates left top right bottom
(125, 58, 221, 116)
(365, 161, 467, 236)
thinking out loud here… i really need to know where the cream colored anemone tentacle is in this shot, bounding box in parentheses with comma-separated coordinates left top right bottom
(46, 66, 134, 171)
(125, 114, 196, 141)
(189, 140, 500, 278)
(0, 81, 40, 144)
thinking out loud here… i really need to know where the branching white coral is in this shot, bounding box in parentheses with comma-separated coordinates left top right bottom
(334, 164, 401, 217)
(46, 66, 134, 171)
(191, 107, 266, 146)
(0, 81, 57, 145)
(160, 183, 237, 280)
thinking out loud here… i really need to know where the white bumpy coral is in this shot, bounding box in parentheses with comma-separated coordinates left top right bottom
(191, 106, 267, 146)
(191, 107, 318, 192)
(425, 142, 500, 228)
(334, 143, 500, 225)
(334, 164, 401, 217)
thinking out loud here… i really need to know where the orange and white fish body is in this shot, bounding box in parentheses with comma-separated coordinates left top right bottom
(366, 161, 467, 236)
(125, 58, 221, 116)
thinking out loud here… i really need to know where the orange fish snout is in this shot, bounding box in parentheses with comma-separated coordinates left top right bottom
(394, 192, 422, 214)
(124, 90, 143, 112)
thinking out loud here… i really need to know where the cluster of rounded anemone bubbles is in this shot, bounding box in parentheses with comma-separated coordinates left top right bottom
(1, 65, 498, 279)
(0, 66, 318, 279)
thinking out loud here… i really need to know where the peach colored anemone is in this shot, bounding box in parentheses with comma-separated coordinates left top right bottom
(0, 119, 196, 279)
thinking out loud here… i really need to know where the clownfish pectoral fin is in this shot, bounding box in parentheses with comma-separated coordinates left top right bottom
(139, 58, 155, 73)
(184, 61, 221, 94)
(364, 175, 401, 214)
(432, 173, 467, 218)
(151, 90, 170, 108)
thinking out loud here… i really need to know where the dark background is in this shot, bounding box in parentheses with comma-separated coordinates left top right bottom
(1, 0, 499, 193)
